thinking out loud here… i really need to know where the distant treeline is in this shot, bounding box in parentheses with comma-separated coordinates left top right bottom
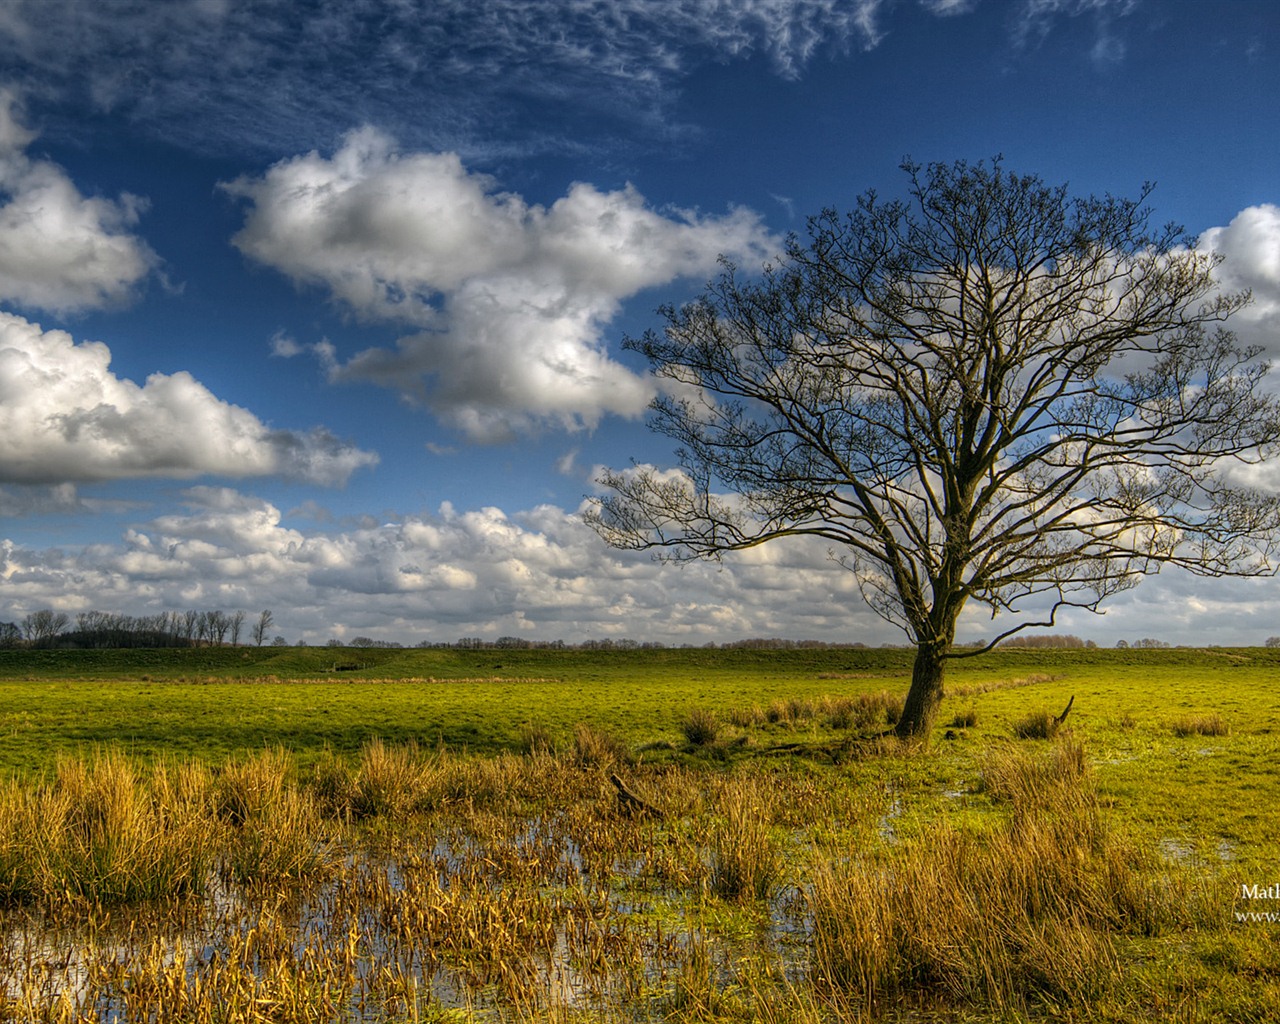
(369, 636, 878, 651)
(3, 611, 1125, 652)
(0, 609, 279, 650)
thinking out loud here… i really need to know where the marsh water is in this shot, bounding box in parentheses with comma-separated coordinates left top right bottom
(1, 814, 809, 1022)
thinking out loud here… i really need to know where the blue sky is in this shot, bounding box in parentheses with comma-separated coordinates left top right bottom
(0, 0, 1278, 646)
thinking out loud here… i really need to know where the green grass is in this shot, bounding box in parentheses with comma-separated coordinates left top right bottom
(0, 645, 915, 771)
(2, 645, 1278, 871)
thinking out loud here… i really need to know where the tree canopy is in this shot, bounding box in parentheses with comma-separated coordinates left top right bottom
(589, 159, 1280, 738)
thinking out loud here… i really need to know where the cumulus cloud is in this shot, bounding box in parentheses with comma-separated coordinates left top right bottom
(3, 485, 1271, 646)
(0, 89, 156, 313)
(1200, 204, 1280, 327)
(0, 312, 378, 485)
(0, 488, 881, 644)
(1194, 206, 1280, 408)
(225, 129, 776, 439)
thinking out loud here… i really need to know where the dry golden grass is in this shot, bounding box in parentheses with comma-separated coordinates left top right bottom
(809, 738, 1214, 1016)
(0, 730, 1246, 1023)
(707, 777, 781, 903)
(1171, 713, 1230, 737)
(0, 751, 212, 906)
(946, 672, 1063, 698)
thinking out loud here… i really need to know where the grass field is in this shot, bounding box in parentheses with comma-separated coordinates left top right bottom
(1, 645, 1277, 1021)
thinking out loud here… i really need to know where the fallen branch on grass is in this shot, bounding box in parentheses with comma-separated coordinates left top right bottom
(609, 773, 664, 820)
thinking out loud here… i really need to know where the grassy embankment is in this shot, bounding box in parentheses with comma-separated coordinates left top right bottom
(0, 646, 1277, 1021)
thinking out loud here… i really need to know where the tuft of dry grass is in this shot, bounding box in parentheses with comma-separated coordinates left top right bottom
(571, 722, 631, 768)
(1012, 709, 1061, 739)
(0, 752, 212, 906)
(216, 748, 334, 887)
(681, 707, 721, 747)
(350, 737, 428, 819)
(726, 703, 766, 728)
(1171, 713, 1229, 737)
(707, 779, 782, 903)
(517, 720, 557, 756)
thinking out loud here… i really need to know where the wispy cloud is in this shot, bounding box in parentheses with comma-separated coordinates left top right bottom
(0, 0, 896, 158)
(1011, 0, 1139, 62)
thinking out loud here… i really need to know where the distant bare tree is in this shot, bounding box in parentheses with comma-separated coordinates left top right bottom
(230, 610, 246, 646)
(252, 610, 274, 646)
(21, 609, 69, 645)
(590, 159, 1280, 739)
(208, 610, 232, 646)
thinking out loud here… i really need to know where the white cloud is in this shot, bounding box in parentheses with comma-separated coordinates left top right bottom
(919, 0, 975, 14)
(1197, 205, 1280, 366)
(1012, 0, 1138, 59)
(225, 129, 777, 440)
(555, 449, 581, 477)
(0, 312, 378, 485)
(0, 488, 881, 644)
(0, 89, 156, 313)
(269, 330, 305, 358)
(3, 485, 1273, 646)
(0, 1, 894, 159)
(1200, 205, 1280, 317)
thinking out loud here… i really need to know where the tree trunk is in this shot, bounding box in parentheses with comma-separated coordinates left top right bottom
(896, 641, 948, 740)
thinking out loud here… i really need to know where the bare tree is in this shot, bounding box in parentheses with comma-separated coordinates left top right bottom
(208, 610, 232, 646)
(252, 609, 274, 647)
(21, 609, 69, 645)
(230, 610, 246, 646)
(589, 159, 1280, 739)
